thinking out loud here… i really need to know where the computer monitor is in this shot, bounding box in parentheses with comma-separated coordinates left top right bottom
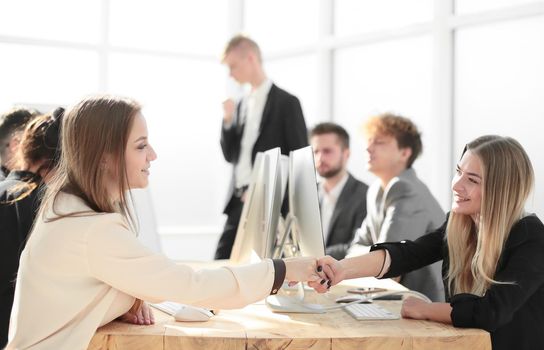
(288, 146, 326, 257)
(229, 148, 282, 264)
(274, 146, 326, 259)
(279, 154, 289, 201)
(266, 146, 326, 313)
(260, 148, 282, 260)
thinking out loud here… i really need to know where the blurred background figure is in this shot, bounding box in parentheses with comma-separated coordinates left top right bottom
(348, 113, 445, 302)
(0, 107, 63, 347)
(0, 107, 40, 181)
(216, 34, 308, 259)
(310, 122, 368, 260)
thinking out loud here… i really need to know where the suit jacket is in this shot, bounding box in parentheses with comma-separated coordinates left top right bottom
(352, 168, 445, 301)
(220, 83, 308, 213)
(324, 173, 368, 260)
(372, 214, 544, 350)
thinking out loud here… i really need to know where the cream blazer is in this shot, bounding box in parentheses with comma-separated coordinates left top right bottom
(7, 193, 277, 350)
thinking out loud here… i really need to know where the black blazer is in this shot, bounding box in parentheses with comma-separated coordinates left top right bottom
(220, 84, 308, 213)
(0, 171, 42, 347)
(324, 173, 368, 260)
(371, 214, 544, 350)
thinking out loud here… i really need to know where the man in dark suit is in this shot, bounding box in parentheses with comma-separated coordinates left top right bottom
(310, 122, 368, 260)
(215, 35, 308, 259)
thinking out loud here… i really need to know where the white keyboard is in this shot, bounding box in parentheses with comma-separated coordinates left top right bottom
(344, 303, 399, 320)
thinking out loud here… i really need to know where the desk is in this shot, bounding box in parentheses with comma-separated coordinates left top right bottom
(89, 276, 491, 350)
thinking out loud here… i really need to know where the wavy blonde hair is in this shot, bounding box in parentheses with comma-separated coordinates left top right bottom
(446, 135, 534, 296)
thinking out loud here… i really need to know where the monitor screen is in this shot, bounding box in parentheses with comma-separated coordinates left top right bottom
(229, 148, 282, 264)
(288, 146, 326, 257)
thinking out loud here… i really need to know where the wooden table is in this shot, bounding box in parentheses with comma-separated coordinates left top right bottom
(89, 275, 491, 350)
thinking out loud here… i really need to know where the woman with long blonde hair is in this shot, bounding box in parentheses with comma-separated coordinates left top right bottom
(6, 95, 327, 350)
(314, 135, 543, 350)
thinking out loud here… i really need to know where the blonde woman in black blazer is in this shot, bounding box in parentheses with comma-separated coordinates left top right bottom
(315, 135, 543, 350)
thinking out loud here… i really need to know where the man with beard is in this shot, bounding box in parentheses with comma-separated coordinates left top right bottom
(310, 122, 368, 260)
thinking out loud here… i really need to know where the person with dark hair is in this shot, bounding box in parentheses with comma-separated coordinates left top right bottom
(0, 107, 64, 347)
(310, 122, 368, 260)
(6, 95, 325, 349)
(215, 34, 309, 259)
(347, 113, 445, 302)
(0, 107, 40, 181)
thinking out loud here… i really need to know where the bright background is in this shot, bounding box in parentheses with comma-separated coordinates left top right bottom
(1, 0, 543, 260)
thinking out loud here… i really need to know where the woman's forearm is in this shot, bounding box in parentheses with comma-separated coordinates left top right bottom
(422, 302, 453, 324)
(401, 298, 452, 324)
(340, 250, 386, 280)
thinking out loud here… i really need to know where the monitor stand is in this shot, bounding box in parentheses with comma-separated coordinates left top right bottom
(266, 214, 325, 313)
(273, 213, 302, 258)
(265, 285, 326, 314)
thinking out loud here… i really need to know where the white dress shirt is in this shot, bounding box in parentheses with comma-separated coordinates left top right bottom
(318, 173, 349, 243)
(234, 79, 273, 189)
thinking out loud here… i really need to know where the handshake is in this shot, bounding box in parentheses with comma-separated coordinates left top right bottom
(284, 249, 388, 292)
(283, 255, 347, 293)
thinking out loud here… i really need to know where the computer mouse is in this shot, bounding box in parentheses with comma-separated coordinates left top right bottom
(173, 305, 214, 322)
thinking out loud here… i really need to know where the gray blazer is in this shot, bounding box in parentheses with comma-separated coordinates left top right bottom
(353, 168, 445, 301)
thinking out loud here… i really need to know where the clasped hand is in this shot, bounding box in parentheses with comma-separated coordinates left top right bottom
(300, 256, 345, 293)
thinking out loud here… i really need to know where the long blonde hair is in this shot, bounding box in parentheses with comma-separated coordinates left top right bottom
(446, 135, 534, 296)
(40, 95, 140, 230)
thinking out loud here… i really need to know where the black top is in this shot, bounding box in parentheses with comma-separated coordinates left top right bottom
(0, 171, 42, 347)
(370, 214, 544, 350)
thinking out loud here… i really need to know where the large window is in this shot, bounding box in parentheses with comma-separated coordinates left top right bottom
(0, 44, 99, 107)
(244, 0, 319, 51)
(0, 0, 101, 43)
(109, 0, 228, 54)
(0, 0, 229, 260)
(455, 0, 544, 14)
(2, 1, 543, 260)
(108, 53, 227, 228)
(335, 0, 433, 35)
(455, 15, 544, 215)
(334, 36, 433, 186)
